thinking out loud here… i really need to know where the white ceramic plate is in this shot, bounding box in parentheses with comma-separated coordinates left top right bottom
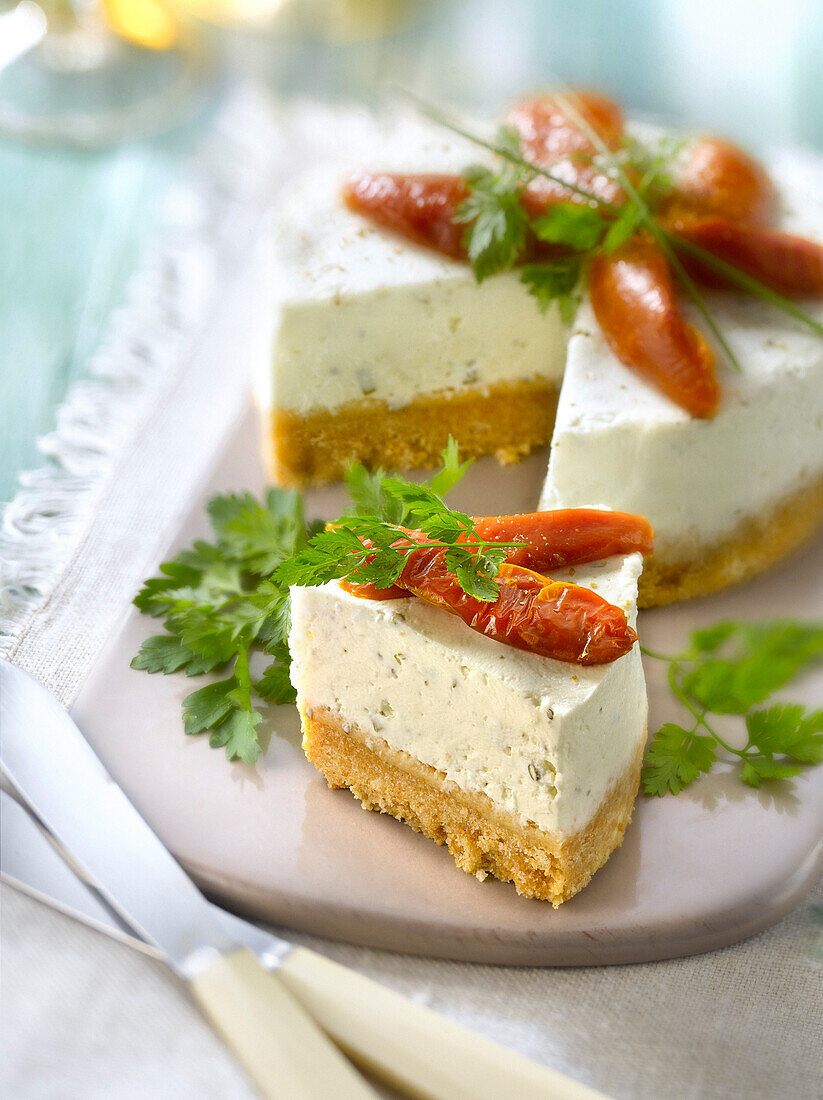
(72, 402, 823, 965)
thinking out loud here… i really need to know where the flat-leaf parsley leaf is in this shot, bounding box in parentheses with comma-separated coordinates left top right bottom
(642, 621, 823, 795)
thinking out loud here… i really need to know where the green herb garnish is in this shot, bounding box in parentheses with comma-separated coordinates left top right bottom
(275, 467, 514, 602)
(131, 489, 309, 763)
(641, 621, 823, 795)
(550, 93, 746, 372)
(405, 92, 822, 360)
(452, 129, 533, 282)
(132, 435, 823, 789)
(520, 259, 582, 320)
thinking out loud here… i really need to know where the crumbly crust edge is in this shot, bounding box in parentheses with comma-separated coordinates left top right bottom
(266, 379, 559, 488)
(639, 471, 823, 607)
(301, 704, 645, 907)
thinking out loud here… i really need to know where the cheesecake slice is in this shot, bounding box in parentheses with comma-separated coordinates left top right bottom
(289, 553, 646, 905)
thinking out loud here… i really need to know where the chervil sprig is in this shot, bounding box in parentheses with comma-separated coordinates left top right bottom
(343, 435, 471, 523)
(453, 116, 669, 326)
(276, 467, 517, 603)
(453, 130, 533, 282)
(641, 620, 823, 796)
(406, 92, 823, 355)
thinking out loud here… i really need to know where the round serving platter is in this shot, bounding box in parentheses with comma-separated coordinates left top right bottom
(72, 403, 823, 966)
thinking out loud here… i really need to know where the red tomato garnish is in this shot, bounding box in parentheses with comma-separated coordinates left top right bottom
(342, 92, 818, 420)
(343, 173, 469, 259)
(589, 238, 720, 417)
(399, 555, 636, 665)
(343, 92, 628, 260)
(508, 92, 627, 210)
(343, 171, 585, 261)
(519, 165, 627, 214)
(665, 137, 775, 227)
(507, 92, 625, 163)
(340, 515, 643, 664)
(344, 509, 653, 602)
(473, 509, 654, 568)
(671, 219, 823, 299)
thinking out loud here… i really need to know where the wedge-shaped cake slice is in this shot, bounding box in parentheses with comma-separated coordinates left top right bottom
(289, 552, 646, 906)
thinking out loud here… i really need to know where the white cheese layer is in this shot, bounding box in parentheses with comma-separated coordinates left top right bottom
(268, 120, 823, 559)
(289, 554, 646, 837)
(265, 152, 567, 415)
(540, 294, 823, 559)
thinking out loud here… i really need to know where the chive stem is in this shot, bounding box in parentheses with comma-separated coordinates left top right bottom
(665, 231, 823, 338)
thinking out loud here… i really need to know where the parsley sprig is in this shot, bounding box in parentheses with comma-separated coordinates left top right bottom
(131, 441, 517, 759)
(642, 621, 823, 795)
(131, 440, 823, 793)
(447, 114, 708, 336)
(450, 122, 616, 321)
(131, 489, 313, 763)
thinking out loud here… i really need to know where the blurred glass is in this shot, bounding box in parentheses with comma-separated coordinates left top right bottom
(161, 0, 453, 105)
(2, 0, 818, 149)
(168, 0, 425, 35)
(0, 0, 209, 146)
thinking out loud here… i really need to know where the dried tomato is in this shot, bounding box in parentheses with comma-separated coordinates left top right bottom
(508, 92, 627, 210)
(341, 514, 643, 664)
(343, 173, 469, 259)
(398, 555, 637, 665)
(589, 238, 720, 417)
(664, 137, 775, 227)
(344, 509, 652, 601)
(672, 219, 823, 298)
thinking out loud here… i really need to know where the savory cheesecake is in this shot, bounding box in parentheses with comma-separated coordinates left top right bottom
(289, 552, 647, 906)
(263, 114, 823, 607)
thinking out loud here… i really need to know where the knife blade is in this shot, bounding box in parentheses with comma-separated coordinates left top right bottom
(0, 787, 272, 961)
(1, 789, 150, 950)
(2, 659, 250, 969)
(0, 660, 374, 1100)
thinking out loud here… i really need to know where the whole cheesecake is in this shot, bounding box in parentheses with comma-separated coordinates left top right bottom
(261, 117, 823, 607)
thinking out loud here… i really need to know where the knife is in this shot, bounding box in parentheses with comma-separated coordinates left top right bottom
(0, 659, 611, 1100)
(0, 788, 271, 962)
(0, 660, 374, 1100)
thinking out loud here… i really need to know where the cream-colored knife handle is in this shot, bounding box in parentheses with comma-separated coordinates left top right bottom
(279, 947, 609, 1100)
(189, 947, 376, 1100)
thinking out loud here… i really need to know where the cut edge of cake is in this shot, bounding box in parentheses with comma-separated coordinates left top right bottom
(638, 470, 823, 606)
(266, 378, 559, 488)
